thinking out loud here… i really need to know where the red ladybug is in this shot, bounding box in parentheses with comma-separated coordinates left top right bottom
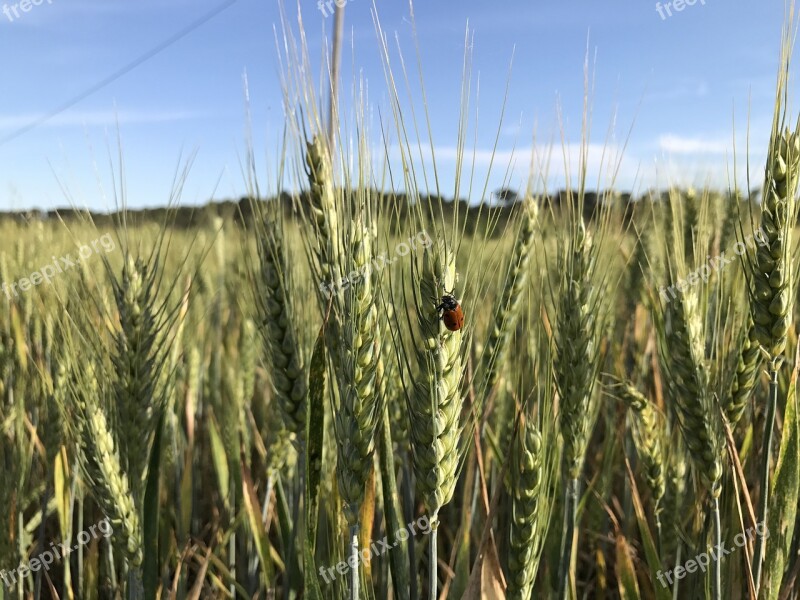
(436, 293, 464, 332)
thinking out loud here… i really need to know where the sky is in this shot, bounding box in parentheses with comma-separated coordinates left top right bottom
(0, 0, 794, 212)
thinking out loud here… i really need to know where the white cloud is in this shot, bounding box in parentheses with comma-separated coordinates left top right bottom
(378, 141, 642, 195)
(360, 136, 766, 196)
(657, 134, 729, 154)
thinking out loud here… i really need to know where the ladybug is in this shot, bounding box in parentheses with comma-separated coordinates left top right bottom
(435, 293, 465, 332)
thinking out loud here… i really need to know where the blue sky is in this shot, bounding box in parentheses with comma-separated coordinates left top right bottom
(0, 0, 793, 212)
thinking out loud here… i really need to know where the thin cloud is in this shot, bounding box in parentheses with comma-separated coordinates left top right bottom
(381, 141, 640, 194)
(658, 134, 729, 154)
(0, 109, 209, 130)
(646, 80, 710, 101)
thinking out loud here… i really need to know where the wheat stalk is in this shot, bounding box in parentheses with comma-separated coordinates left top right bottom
(404, 239, 465, 598)
(553, 218, 605, 598)
(751, 124, 800, 591)
(654, 284, 725, 598)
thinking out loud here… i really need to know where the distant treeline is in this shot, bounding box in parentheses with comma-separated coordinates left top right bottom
(0, 188, 750, 233)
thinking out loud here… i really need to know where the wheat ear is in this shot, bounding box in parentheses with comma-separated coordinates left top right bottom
(306, 136, 343, 301)
(483, 199, 538, 391)
(110, 255, 163, 497)
(333, 213, 381, 526)
(407, 241, 464, 599)
(724, 321, 761, 426)
(410, 242, 463, 515)
(660, 289, 724, 497)
(68, 369, 142, 567)
(255, 212, 307, 441)
(656, 287, 725, 598)
(554, 221, 602, 598)
(617, 381, 666, 512)
(555, 222, 598, 481)
(507, 419, 548, 600)
(751, 126, 800, 591)
(751, 129, 799, 363)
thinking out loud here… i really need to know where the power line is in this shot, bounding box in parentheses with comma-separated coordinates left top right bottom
(0, 0, 239, 147)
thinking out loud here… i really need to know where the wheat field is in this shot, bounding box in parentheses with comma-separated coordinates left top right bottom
(1, 8, 800, 600)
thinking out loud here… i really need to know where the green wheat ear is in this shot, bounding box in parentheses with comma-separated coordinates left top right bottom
(255, 210, 307, 442)
(507, 419, 548, 600)
(617, 381, 666, 509)
(409, 240, 464, 517)
(333, 211, 381, 526)
(483, 198, 538, 392)
(752, 128, 800, 364)
(555, 222, 599, 481)
(724, 321, 761, 425)
(65, 364, 143, 567)
(82, 397, 143, 567)
(749, 72, 800, 590)
(306, 135, 343, 299)
(111, 254, 162, 496)
(661, 288, 724, 498)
